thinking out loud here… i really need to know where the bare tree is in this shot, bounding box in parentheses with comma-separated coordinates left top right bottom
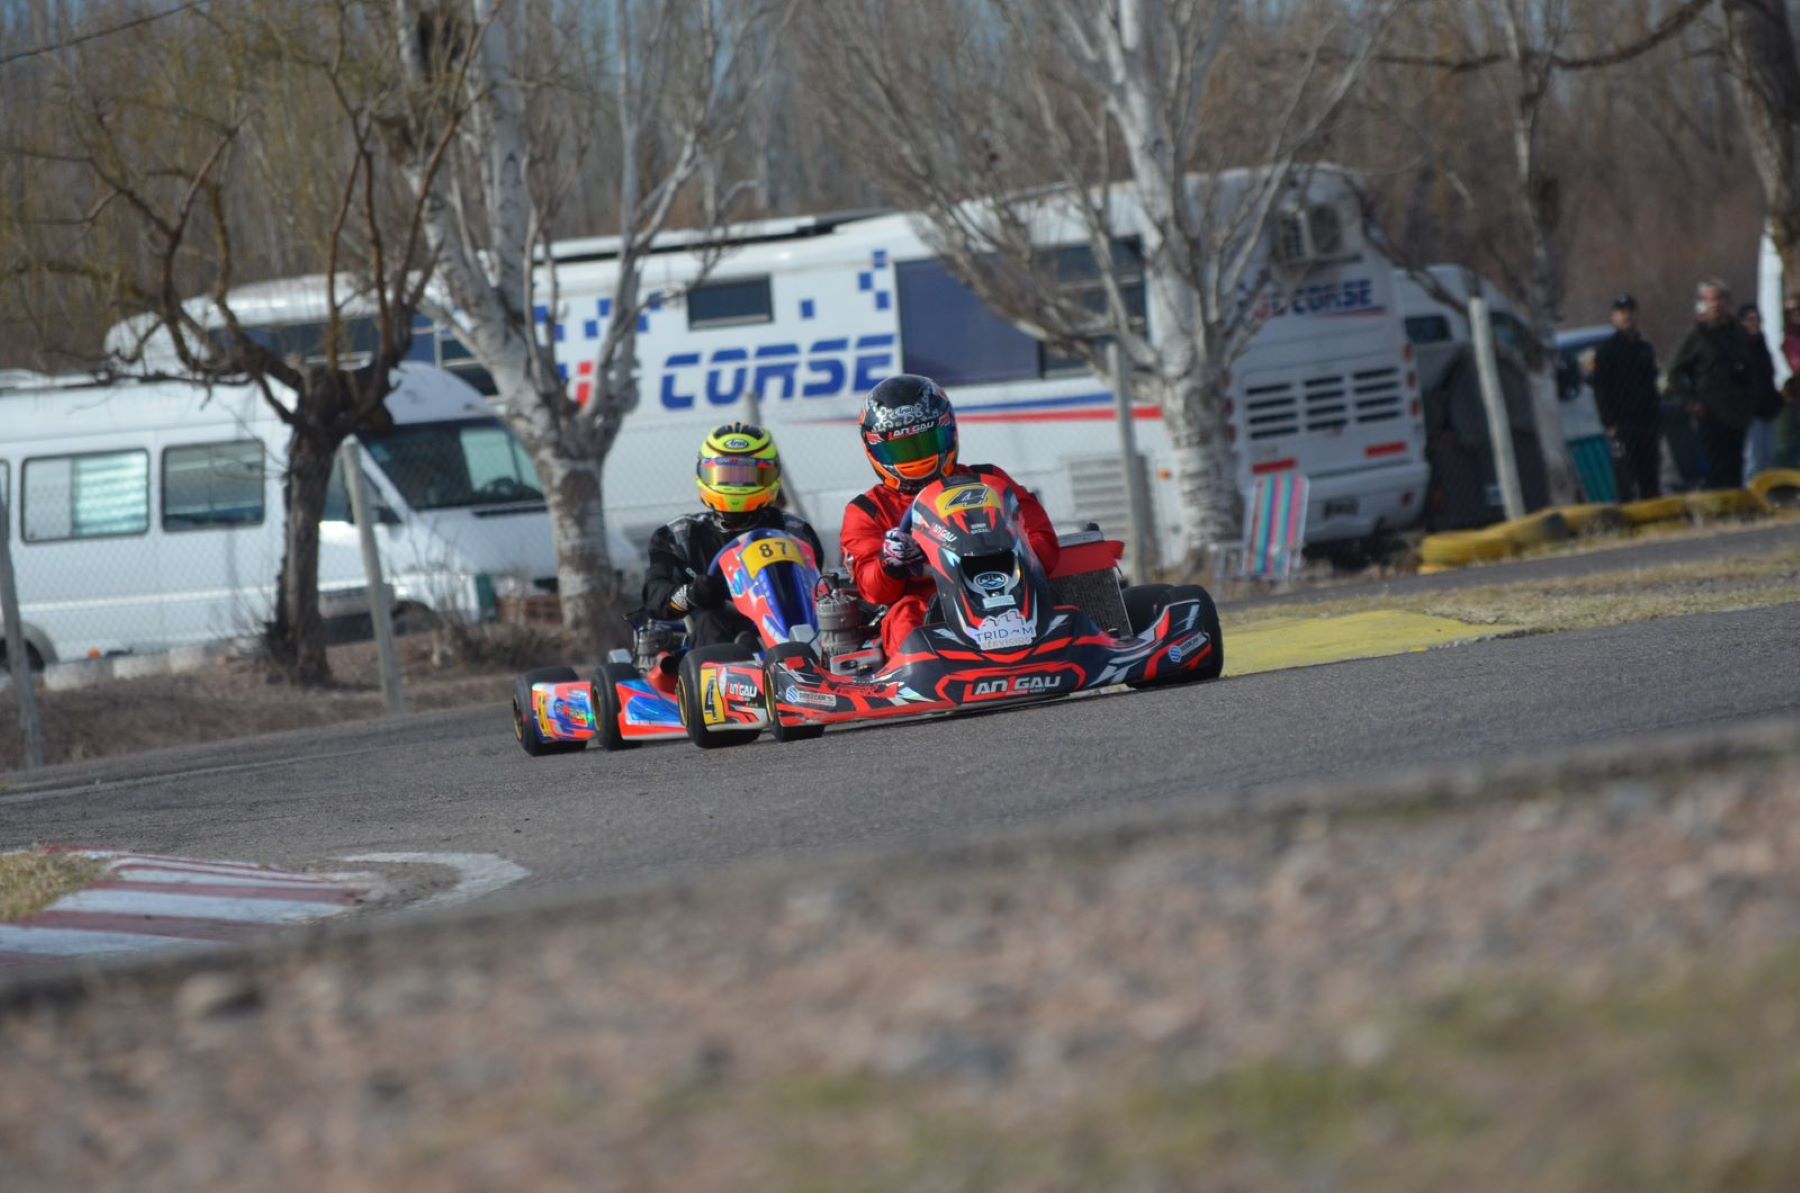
(807, 0, 1399, 568)
(1721, 0, 1800, 284)
(1, 0, 463, 683)
(1380, 0, 1719, 505)
(389, 0, 777, 647)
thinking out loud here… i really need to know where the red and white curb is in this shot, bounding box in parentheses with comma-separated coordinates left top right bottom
(0, 852, 366, 969)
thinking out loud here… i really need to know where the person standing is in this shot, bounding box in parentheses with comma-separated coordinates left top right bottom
(1667, 280, 1759, 490)
(1778, 294, 1800, 468)
(1590, 294, 1662, 500)
(1739, 303, 1781, 478)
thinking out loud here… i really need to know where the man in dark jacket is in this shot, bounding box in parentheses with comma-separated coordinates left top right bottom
(642, 423, 825, 649)
(1591, 294, 1662, 500)
(1667, 280, 1759, 489)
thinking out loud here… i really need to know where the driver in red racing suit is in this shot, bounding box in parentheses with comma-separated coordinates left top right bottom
(840, 374, 1059, 660)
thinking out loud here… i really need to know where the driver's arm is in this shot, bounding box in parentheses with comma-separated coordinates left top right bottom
(642, 523, 696, 620)
(840, 496, 909, 606)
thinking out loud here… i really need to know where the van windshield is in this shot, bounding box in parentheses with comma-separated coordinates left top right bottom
(358, 418, 544, 511)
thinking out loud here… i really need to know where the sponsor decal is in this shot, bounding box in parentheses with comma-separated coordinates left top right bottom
(926, 521, 956, 543)
(659, 334, 896, 410)
(972, 570, 1010, 592)
(969, 609, 1035, 651)
(1167, 632, 1209, 665)
(783, 685, 839, 709)
(724, 677, 762, 702)
(981, 594, 1016, 610)
(966, 672, 1071, 699)
(700, 671, 727, 725)
(720, 435, 754, 451)
(740, 534, 806, 578)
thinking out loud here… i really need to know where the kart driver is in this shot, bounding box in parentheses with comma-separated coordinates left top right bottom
(841, 374, 1060, 659)
(642, 422, 825, 648)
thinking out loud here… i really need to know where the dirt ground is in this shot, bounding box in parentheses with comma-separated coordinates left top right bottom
(0, 626, 568, 772)
(2, 720, 1797, 1192)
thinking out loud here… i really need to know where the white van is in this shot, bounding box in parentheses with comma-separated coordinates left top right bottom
(115, 171, 1429, 565)
(0, 364, 561, 666)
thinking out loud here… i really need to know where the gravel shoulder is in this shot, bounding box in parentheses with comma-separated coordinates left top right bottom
(3, 716, 1798, 1191)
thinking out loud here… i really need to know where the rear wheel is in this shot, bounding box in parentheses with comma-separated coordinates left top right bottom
(763, 642, 826, 743)
(1128, 584, 1224, 687)
(676, 643, 760, 749)
(512, 666, 588, 757)
(590, 662, 643, 752)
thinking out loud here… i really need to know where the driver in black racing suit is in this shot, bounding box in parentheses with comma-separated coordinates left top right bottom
(641, 422, 825, 648)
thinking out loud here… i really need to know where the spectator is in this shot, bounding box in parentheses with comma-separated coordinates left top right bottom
(1739, 303, 1780, 478)
(1777, 293, 1800, 469)
(1590, 294, 1661, 500)
(1667, 280, 1759, 489)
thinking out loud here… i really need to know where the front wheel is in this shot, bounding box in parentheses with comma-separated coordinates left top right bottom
(590, 661, 643, 752)
(1128, 584, 1224, 687)
(676, 643, 760, 749)
(763, 642, 826, 743)
(512, 666, 588, 757)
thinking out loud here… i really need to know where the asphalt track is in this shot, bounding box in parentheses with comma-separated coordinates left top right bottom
(3, 599, 1796, 905)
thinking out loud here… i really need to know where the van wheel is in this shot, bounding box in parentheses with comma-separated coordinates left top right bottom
(589, 662, 642, 751)
(512, 666, 588, 757)
(0, 642, 45, 674)
(676, 644, 760, 749)
(1128, 585, 1224, 687)
(764, 642, 826, 743)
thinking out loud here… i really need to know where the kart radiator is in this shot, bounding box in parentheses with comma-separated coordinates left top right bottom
(1052, 569, 1130, 637)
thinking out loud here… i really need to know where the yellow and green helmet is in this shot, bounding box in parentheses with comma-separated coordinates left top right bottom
(696, 422, 781, 514)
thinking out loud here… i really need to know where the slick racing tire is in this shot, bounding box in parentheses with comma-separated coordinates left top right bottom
(590, 661, 643, 752)
(512, 666, 589, 757)
(676, 643, 760, 750)
(1122, 583, 1174, 635)
(762, 642, 826, 743)
(1128, 584, 1225, 688)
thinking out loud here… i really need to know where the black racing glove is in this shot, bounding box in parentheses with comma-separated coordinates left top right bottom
(684, 572, 728, 610)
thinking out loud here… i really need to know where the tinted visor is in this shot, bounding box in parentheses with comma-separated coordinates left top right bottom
(698, 456, 777, 488)
(868, 424, 955, 469)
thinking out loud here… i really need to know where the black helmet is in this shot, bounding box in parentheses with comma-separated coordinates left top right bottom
(859, 374, 957, 492)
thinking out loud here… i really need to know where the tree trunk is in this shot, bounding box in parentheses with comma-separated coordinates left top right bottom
(530, 435, 623, 651)
(1156, 370, 1242, 574)
(1723, 0, 1800, 285)
(270, 426, 335, 686)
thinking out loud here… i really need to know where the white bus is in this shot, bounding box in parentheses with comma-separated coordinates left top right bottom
(113, 171, 1428, 568)
(0, 364, 560, 667)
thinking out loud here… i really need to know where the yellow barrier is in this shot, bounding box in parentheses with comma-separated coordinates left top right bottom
(1416, 470, 1798, 571)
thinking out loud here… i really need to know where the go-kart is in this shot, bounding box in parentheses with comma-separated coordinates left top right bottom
(511, 475, 1223, 756)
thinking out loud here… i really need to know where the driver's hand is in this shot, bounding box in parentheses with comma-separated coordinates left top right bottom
(881, 528, 924, 574)
(685, 573, 728, 609)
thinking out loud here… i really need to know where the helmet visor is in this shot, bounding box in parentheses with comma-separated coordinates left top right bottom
(867, 424, 955, 470)
(698, 455, 777, 489)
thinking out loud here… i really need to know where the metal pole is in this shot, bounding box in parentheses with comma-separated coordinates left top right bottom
(340, 440, 406, 716)
(0, 485, 44, 769)
(1469, 296, 1526, 523)
(1107, 341, 1153, 584)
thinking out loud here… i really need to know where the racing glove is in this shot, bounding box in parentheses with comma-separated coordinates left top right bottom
(671, 573, 727, 613)
(880, 527, 924, 576)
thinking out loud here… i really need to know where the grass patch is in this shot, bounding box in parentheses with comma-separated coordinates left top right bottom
(0, 849, 106, 921)
(1227, 546, 1800, 636)
(623, 944, 1800, 1193)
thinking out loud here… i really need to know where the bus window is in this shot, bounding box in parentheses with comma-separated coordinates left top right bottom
(1405, 314, 1453, 345)
(687, 277, 773, 329)
(1308, 205, 1345, 257)
(896, 258, 1039, 386)
(23, 449, 149, 541)
(163, 441, 265, 531)
(1040, 241, 1145, 374)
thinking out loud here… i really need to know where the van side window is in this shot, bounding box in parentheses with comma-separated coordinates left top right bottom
(687, 278, 773, 329)
(1405, 315, 1452, 345)
(896, 258, 1039, 386)
(22, 449, 150, 542)
(163, 441, 265, 531)
(1040, 240, 1147, 376)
